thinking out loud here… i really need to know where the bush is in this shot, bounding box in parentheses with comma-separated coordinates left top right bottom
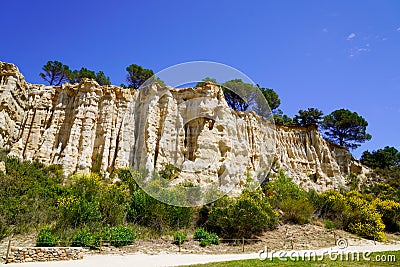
(199, 239, 211, 247)
(345, 191, 386, 241)
(280, 198, 314, 225)
(72, 228, 94, 247)
(194, 228, 209, 241)
(263, 171, 308, 207)
(315, 190, 386, 241)
(99, 184, 129, 226)
(127, 186, 194, 231)
(373, 198, 400, 232)
(173, 231, 187, 245)
(110, 225, 136, 247)
(325, 220, 335, 230)
(207, 190, 277, 239)
(159, 163, 180, 180)
(193, 228, 220, 246)
(36, 227, 57, 247)
(207, 232, 220, 245)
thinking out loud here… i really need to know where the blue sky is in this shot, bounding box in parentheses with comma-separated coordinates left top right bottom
(1, 0, 399, 158)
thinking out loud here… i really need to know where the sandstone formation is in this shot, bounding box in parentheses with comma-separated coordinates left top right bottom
(0, 62, 366, 191)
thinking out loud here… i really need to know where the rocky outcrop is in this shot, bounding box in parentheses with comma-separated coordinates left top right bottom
(0, 62, 365, 191)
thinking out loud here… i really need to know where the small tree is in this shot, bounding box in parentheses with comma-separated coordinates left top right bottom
(257, 85, 281, 112)
(195, 77, 218, 87)
(293, 108, 323, 126)
(321, 109, 371, 149)
(272, 109, 294, 126)
(95, 71, 111, 86)
(68, 68, 111, 85)
(39, 61, 71, 86)
(361, 146, 400, 169)
(126, 64, 154, 89)
(221, 79, 254, 111)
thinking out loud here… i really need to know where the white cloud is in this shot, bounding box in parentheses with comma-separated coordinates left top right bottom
(347, 33, 356, 40)
(322, 28, 328, 33)
(357, 48, 369, 52)
(397, 27, 400, 32)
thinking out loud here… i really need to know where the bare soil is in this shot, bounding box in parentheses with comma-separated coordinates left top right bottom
(2, 223, 399, 258)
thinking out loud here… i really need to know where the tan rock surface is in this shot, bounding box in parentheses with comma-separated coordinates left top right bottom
(0, 62, 366, 191)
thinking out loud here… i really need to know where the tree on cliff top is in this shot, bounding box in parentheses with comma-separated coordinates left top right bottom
(257, 85, 281, 112)
(126, 64, 154, 89)
(40, 61, 111, 86)
(68, 68, 111, 85)
(361, 146, 400, 169)
(195, 77, 218, 87)
(321, 108, 371, 149)
(293, 108, 323, 126)
(39, 61, 71, 86)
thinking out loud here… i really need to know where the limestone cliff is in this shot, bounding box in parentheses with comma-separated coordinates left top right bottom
(0, 62, 366, 191)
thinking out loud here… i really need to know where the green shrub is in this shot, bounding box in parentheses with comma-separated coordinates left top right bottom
(194, 228, 209, 241)
(72, 228, 94, 247)
(110, 225, 136, 247)
(345, 191, 386, 241)
(36, 227, 57, 247)
(325, 220, 335, 230)
(99, 184, 129, 226)
(263, 170, 308, 207)
(127, 187, 194, 231)
(92, 226, 111, 247)
(193, 228, 220, 246)
(207, 190, 278, 239)
(159, 163, 180, 180)
(173, 231, 187, 245)
(373, 198, 400, 232)
(280, 198, 314, 225)
(207, 232, 220, 245)
(199, 239, 211, 247)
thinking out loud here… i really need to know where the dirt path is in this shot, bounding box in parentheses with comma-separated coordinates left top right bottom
(3, 244, 400, 267)
(2, 224, 400, 266)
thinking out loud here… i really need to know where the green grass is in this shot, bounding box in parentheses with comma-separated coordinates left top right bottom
(187, 250, 400, 267)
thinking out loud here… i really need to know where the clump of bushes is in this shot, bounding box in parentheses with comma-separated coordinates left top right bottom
(314, 190, 390, 241)
(72, 228, 94, 247)
(194, 228, 219, 247)
(109, 225, 136, 247)
(36, 227, 58, 247)
(280, 198, 314, 225)
(263, 171, 313, 225)
(173, 231, 187, 245)
(206, 189, 278, 239)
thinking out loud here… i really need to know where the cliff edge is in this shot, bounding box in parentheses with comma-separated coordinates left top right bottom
(0, 62, 367, 191)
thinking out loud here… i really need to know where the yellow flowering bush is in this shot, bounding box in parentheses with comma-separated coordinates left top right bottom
(373, 198, 400, 232)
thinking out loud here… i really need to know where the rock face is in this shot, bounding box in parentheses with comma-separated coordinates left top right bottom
(0, 62, 365, 191)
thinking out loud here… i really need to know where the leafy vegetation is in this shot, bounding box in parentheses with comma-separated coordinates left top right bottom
(1, 152, 399, 247)
(361, 146, 400, 169)
(39, 61, 71, 86)
(173, 231, 187, 245)
(293, 108, 323, 126)
(125, 63, 154, 89)
(39, 61, 111, 85)
(109, 225, 136, 247)
(36, 227, 58, 247)
(321, 108, 372, 149)
(193, 228, 219, 246)
(206, 189, 278, 239)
